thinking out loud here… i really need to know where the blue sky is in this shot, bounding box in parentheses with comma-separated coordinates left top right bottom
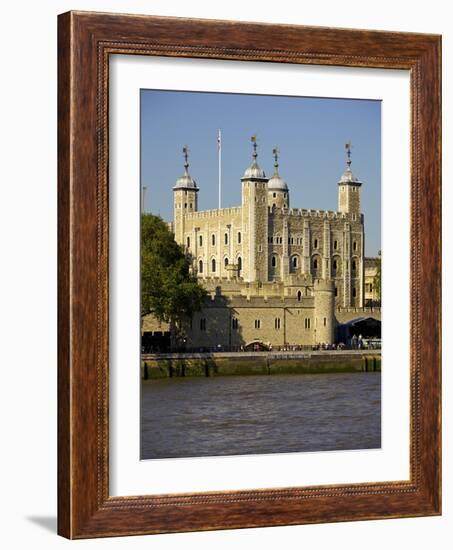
(141, 90, 381, 256)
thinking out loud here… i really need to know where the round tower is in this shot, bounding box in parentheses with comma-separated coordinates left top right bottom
(173, 145, 198, 245)
(313, 279, 335, 345)
(267, 147, 289, 209)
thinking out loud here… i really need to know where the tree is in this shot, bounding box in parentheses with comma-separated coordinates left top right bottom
(373, 250, 381, 305)
(141, 213, 207, 345)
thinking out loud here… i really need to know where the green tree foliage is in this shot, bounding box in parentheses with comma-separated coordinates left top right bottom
(141, 214, 207, 326)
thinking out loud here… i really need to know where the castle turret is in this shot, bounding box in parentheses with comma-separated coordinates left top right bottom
(241, 136, 269, 283)
(313, 279, 335, 345)
(267, 147, 289, 210)
(173, 145, 198, 245)
(338, 142, 362, 218)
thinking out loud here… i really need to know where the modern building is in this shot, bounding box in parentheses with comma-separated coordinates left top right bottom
(364, 256, 381, 307)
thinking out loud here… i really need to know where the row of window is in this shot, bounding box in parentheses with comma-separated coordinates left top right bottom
(270, 255, 358, 271)
(197, 317, 326, 331)
(197, 257, 242, 274)
(267, 237, 358, 251)
(197, 256, 358, 276)
(189, 233, 359, 252)
(188, 232, 242, 249)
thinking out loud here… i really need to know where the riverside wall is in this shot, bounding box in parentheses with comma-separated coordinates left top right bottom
(141, 350, 381, 379)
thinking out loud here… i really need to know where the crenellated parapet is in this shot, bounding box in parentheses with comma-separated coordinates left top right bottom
(185, 206, 242, 220)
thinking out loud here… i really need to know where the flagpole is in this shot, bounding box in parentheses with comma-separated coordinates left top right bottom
(142, 185, 147, 214)
(218, 129, 222, 209)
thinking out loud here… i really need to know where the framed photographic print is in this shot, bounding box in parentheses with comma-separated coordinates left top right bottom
(58, 11, 441, 538)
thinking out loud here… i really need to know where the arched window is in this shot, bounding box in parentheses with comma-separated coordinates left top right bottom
(273, 192, 276, 198)
(198, 260, 203, 274)
(271, 255, 277, 268)
(353, 241, 357, 251)
(292, 256, 298, 268)
(186, 236, 190, 248)
(352, 287, 357, 298)
(199, 235, 203, 246)
(212, 258, 216, 273)
(313, 258, 318, 269)
(224, 233, 228, 245)
(237, 232, 241, 244)
(333, 260, 337, 270)
(352, 260, 357, 272)
(224, 257, 229, 268)
(334, 240, 338, 250)
(314, 239, 318, 249)
(237, 256, 242, 274)
(212, 234, 216, 246)
(297, 290, 302, 302)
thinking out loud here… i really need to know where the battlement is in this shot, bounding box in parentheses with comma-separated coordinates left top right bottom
(266, 206, 361, 222)
(185, 206, 242, 220)
(204, 293, 315, 308)
(287, 208, 346, 220)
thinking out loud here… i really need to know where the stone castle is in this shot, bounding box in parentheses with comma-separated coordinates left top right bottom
(143, 138, 376, 350)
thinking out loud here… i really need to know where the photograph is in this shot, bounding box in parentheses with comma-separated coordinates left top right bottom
(140, 90, 382, 459)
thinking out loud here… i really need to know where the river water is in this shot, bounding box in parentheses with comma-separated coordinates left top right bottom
(141, 372, 381, 459)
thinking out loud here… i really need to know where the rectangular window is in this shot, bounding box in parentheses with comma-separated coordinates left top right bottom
(304, 318, 311, 329)
(274, 318, 281, 330)
(200, 318, 206, 331)
(254, 319, 261, 329)
(237, 232, 241, 244)
(323, 317, 327, 327)
(232, 318, 239, 330)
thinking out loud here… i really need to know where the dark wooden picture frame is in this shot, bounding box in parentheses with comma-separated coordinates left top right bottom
(58, 11, 441, 539)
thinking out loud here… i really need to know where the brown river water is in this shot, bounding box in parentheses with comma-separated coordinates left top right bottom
(141, 372, 381, 460)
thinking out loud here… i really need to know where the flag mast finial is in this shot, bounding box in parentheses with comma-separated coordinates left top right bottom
(345, 141, 353, 168)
